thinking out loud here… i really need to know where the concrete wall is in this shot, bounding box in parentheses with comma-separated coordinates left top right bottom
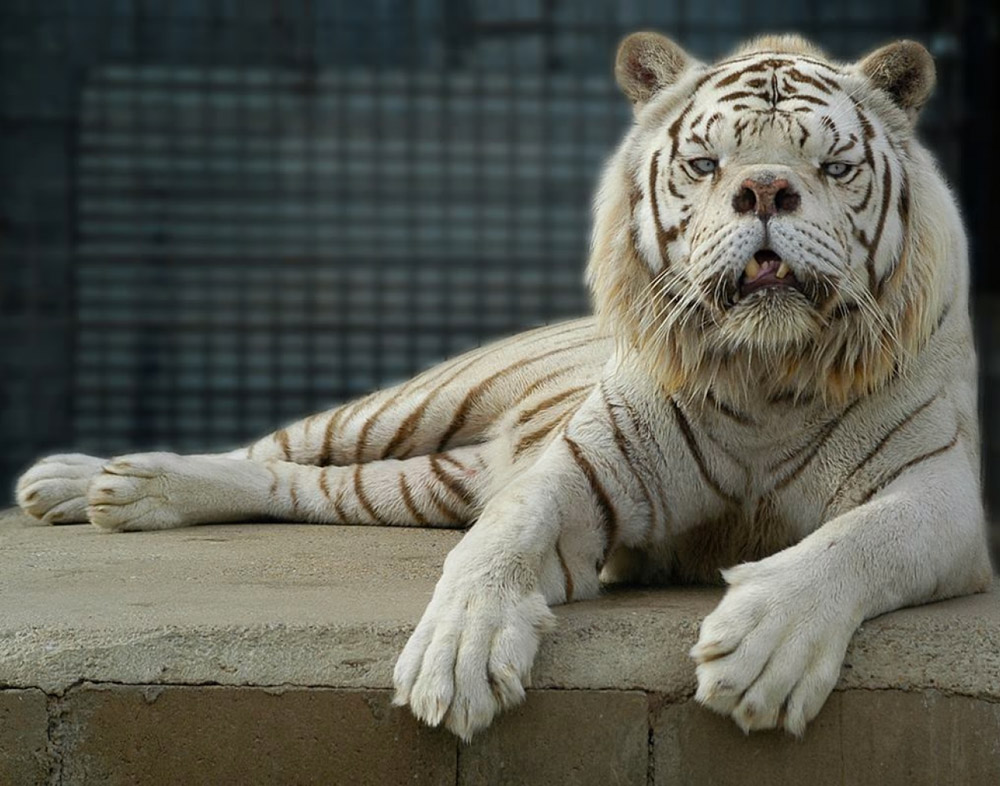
(5, 686, 1000, 785)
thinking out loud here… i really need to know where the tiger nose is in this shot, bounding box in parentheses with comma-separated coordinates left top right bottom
(733, 177, 800, 218)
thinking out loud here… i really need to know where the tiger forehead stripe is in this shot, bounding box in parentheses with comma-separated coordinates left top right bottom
(714, 51, 844, 73)
(703, 112, 723, 138)
(785, 66, 836, 94)
(706, 61, 844, 116)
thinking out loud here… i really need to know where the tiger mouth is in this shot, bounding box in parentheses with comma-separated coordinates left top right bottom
(739, 250, 801, 298)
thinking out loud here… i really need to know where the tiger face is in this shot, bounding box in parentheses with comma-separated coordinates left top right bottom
(591, 33, 949, 402)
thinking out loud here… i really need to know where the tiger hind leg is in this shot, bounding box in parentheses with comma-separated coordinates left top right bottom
(13, 378, 457, 527)
(86, 444, 491, 532)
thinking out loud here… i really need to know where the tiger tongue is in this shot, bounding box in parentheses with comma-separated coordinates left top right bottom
(746, 250, 782, 281)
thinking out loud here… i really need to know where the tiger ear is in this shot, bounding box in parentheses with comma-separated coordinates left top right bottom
(615, 32, 695, 108)
(858, 40, 936, 122)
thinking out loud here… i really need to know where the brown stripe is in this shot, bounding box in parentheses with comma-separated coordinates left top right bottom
(353, 465, 384, 524)
(935, 300, 952, 331)
(701, 427, 754, 474)
(513, 411, 573, 457)
(648, 152, 673, 268)
(818, 73, 843, 90)
(774, 400, 861, 490)
(879, 177, 911, 293)
(790, 93, 828, 106)
(859, 431, 959, 504)
(318, 408, 346, 465)
(602, 388, 656, 526)
(267, 466, 279, 497)
(628, 181, 642, 211)
(397, 318, 592, 401)
(669, 399, 738, 505)
(332, 492, 350, 524)
(377, 324, 592, 461)
(715, 53, 840, 74)
(705, 389, 756, 426)
(510, 365, 579, 409)
(618, 396, 672, 535)
(398, 473, 429, 525)
(436, 338, 593, 451)
(795, 118, 811, 148)
(429, 454, 474, 506)
(318, 469, 332, 500)
(714, 68, 748, 88)
(319, 392, 377, 465)
(386, 324, 592, 461)
(276, 428, 291, 461)
(380, 354, 488, 460)
(564, 435, 618, 558)
(437, 452, 468, 472)
(827, 393, 940, 508)
(555, 538, 574, 602)
(289, 479, 300, 517)
(515, 384, 591, 427)
(719, 89, 764, 102)
(318, 470, 345, 524)
(427, 487, 462, 525)
(785, 67, 833, 94)
(831, 137, 858, 157)
(865, 153, 895, 295)
(355, 393, 405, 462)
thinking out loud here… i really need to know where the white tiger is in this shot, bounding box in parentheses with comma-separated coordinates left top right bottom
(15, 32, 992, 741)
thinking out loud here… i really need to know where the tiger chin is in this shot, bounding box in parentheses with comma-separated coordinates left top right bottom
(15, 32, 992, 741)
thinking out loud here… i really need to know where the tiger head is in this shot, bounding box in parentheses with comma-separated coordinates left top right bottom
(587, 33, 964, 404)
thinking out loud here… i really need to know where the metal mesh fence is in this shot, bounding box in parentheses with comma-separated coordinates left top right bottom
(1, 1, 996, 514)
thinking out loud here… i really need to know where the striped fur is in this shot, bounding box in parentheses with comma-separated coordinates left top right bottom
(16, 34, 991, 743)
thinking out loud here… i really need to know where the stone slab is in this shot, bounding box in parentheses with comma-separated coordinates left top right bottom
(2, 510, 997, 704)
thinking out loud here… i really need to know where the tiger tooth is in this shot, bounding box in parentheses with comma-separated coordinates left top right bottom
(744, 259, 761, 279)
(776, 262, 791, 279)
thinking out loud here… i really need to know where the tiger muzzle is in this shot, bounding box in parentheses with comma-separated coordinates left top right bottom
(733, 177, 801, 219)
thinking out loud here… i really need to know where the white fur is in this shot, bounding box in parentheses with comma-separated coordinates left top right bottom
(16, 35, 992, 742)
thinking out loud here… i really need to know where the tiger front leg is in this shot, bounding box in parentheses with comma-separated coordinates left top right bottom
(690, 442, 992, 735)
(392, 421, 628, 741)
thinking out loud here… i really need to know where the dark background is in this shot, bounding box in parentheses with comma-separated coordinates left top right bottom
(1, 1, 997, 533)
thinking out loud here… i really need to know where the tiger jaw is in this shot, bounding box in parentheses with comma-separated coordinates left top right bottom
(713, 247, 838, 321)
(738, 250, 798, 299)
(702, 248, 833, 351)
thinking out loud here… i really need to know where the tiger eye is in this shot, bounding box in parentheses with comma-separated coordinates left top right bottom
(822, 161, 852, 178)
(691, 158, 719, 175)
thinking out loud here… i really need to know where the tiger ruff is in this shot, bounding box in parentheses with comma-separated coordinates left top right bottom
(16, 33, 992, 741)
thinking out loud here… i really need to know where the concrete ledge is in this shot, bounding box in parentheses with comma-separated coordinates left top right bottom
(2, 509, 998, 784)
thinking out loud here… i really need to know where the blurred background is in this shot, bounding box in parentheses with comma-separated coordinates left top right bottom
(0, 1, 996, 536)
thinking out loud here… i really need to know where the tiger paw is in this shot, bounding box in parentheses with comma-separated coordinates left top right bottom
(690, 555, 859, 736)
(86, 452, 265, 532)
(392, 575, 555, 741)
(16, 454, 107, 524)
